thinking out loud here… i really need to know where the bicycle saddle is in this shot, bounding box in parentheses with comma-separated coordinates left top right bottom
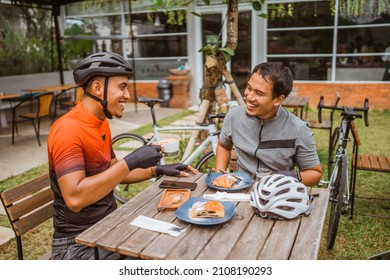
(137, 97, 164, 107)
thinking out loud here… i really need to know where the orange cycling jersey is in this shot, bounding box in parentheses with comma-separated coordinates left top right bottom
(48, 101, 116, 237)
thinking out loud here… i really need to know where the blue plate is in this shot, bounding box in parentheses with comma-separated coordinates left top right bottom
(205, 172, 252, 192)
(175, 197, 235, 225)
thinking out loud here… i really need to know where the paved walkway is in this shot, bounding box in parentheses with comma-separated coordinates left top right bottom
(0, 102, 198, 246)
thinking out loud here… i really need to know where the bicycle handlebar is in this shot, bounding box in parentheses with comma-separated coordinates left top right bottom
(318, 97, 369, 127)
(206, 113, 226, 124)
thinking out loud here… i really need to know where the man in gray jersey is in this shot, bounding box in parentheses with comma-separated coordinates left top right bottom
(215, 62, 322, 187)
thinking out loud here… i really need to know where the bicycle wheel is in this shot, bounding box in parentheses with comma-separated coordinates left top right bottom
(111, 133, 148, 204)
(195, 151, 215, 173)
(327, 153, 347, 249)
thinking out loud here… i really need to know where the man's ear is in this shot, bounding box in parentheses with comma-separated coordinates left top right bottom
(91, 79, 103, 98)
(274, 94, 286, 106)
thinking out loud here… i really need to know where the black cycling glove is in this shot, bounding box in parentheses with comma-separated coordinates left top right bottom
(123, 145, 162, 171)
(156, 163, 189, 176)
(276, 170, 302, 182)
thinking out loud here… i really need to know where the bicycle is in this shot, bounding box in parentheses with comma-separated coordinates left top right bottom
(111, 96, 226, 203)
(317, 96, 369, 249)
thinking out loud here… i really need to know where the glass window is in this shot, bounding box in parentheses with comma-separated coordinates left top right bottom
(64, 0, 122, 16)
(267, 1, 390, 81)
(335, 56, 386, 81)
(125, 35, 187, 58)
(231, 11, 252, 93)
(201, 13, 222, 48)
(129, 12, 187, 35)
(338, 6, 390, 25)
(62, 3, 188, 80)
(268, 1, 333, 28)
(268, 57, 331, 81)
(65, 15, 122, 37)
(268, 29, 333, 54)
(266, 1, 334, 81)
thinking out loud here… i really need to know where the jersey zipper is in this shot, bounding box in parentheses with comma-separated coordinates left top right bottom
(254, 119, 264, 171)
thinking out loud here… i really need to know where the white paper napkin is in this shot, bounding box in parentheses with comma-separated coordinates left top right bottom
(130, 215, 186, 237)
(203, 191, 251, 202)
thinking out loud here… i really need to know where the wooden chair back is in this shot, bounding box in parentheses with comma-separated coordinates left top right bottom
(37, 92, 54, 117)
(0, 173, 53, 260)
(74, 86, 84, 104)
(60, 86, 83, 108)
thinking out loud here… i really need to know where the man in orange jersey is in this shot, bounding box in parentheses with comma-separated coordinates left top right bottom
(48, 52, 196, 259)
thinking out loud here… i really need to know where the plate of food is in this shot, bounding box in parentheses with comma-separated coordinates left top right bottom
(175, 197, 235, 225)
(205, 172, 252, 192)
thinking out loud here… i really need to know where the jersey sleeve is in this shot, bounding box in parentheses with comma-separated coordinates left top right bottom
(294, 124, 320, 169)
(219, 108, 234, 147)
(49, 119, 85, 179)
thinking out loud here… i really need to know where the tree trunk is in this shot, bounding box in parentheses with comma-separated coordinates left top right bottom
(182, 0, 243, 161)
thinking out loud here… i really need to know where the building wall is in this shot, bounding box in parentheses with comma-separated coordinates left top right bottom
(294, 83, 390, 111)
(128, 82, 158, 102)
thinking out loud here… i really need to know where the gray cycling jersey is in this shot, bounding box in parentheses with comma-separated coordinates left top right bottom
(219, 105, 320, 178)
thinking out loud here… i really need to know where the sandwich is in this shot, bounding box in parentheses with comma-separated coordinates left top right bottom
(212, 174, 238, 189)
(191, 200, 225, 218)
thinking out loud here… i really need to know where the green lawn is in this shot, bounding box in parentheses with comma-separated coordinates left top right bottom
(0, 108, 389, 260)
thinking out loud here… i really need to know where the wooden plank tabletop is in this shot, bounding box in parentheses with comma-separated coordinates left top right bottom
(0, 94, 22, 100)
(76, 173, 329, 260)
(282, 95, 310, 108)
(22, 83, 76, 93)
(282, 95, 310, 119)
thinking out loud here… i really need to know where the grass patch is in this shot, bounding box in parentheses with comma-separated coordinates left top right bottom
(0, 108, 389, 260)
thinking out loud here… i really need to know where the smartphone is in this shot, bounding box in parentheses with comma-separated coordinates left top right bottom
(159, 180, 197, 190)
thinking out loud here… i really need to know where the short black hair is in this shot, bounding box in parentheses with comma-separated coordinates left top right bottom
(251, 62, 293, 99)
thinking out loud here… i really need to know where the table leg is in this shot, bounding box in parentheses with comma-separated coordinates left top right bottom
(0, 110, 7, 127)
(94, 247, 100, 260)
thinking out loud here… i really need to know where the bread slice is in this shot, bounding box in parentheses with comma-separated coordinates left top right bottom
(212, 174, 238, 189)
(191, 200, 225, 218)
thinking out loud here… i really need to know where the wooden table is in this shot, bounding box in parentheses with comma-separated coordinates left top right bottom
(21, 83, 77, 93)
(22, 83, 77, 118)
(0, 93, 25, 127)
(282, 95, 310, 119)
(0, 94, 22, 100)
(76, 173, 329, 260)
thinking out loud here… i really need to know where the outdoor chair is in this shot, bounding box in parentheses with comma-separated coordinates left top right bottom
(12, 91, 54, 146)
(0, 173, 53, 260)
(60, 86, 83, 110)
(305, 92, 340, 176)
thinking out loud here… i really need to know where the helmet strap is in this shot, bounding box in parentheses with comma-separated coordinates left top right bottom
(102, 76, 113, 119)
(83, 76, 113, 119)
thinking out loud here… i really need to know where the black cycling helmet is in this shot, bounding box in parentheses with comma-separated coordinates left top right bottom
(73, 52, 134, 86)
(73, 52, 133, 119)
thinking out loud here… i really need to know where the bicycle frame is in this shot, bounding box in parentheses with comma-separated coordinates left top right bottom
(318, 97, 369, 249)
(147, 122, 219, 166)
(328, 117, 351, 208)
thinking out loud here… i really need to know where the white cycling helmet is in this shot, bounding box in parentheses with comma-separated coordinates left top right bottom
(250, 174, 313, 220)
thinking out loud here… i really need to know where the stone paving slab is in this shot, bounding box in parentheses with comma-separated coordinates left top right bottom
(0, 226, 14, 245)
